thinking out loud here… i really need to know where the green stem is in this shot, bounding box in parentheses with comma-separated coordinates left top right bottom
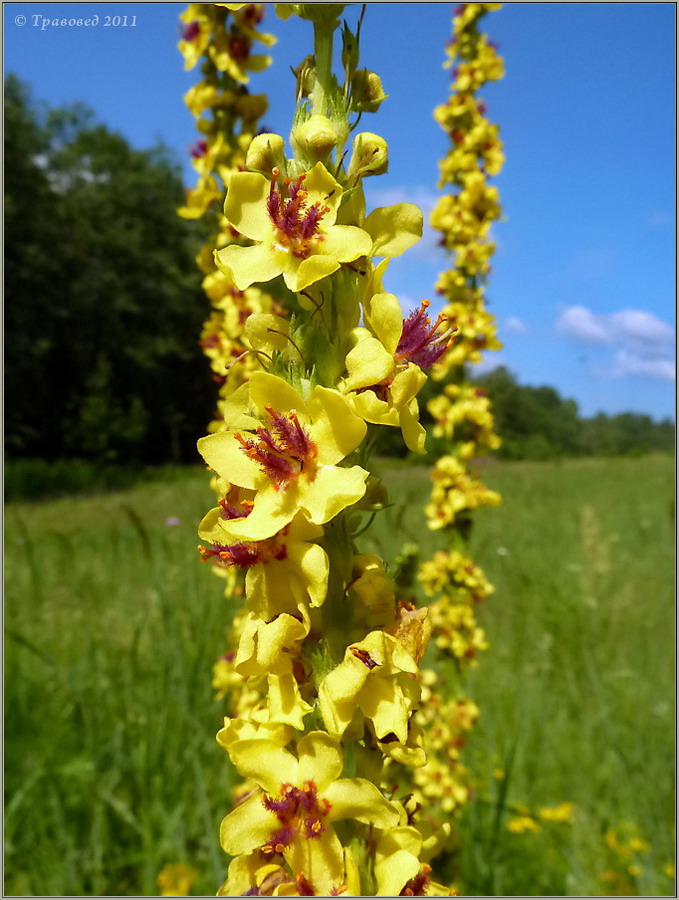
(312, 23, 334, 117)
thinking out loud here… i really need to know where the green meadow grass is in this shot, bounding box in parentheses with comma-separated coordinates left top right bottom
(4, 455, 675, 896)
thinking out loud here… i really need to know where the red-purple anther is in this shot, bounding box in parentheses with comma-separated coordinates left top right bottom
(395, 301, 455, 370)
(302, 817, 326, 840)
(190, 139, 207, 159)
(235, 408, 318, 491)
(179, 20, 200, 41)
(266, 406, 316, 463)
(296, 875, 316, 897)
(244, 5, 264, 26)
(266, 172, 329, 259)
(263, 790, 299, 818)
(262, 825, 296, 855)
(229, 34, 251, 61)
(219, 497, 254, 521)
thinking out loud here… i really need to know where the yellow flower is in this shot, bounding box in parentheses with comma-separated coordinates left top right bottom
(215, 162, 373, 292)
(507, 815, 541, 834)
(219, 731, 399, 896)
(157, 863, 196, 897)
(199, 504, 329, 617)
(197, 372, 369, 542)
(183, 81, 236, 118)
(425, 455, 501, 529)
(374, 827, 454, 896)
(177, 174, 221, 219)
(539, 802, 574, 823)
(342, 293, 452, 452)
(208, 29, 272, 84)
(319, 630, 420, 744)
(177, 6, 213, 70)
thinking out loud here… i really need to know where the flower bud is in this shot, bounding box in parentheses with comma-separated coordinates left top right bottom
(351, 69, 387, 113)
(347, 132, 389, 180)
(356, 475, 389, 511)
(291, 115, 338, 162)
(292, 55, 315, 100)
(234, 92, 268, 122)
(341, 21, 359, 74)
(296, 4, 344, 28)
(245, 133, 286, 176)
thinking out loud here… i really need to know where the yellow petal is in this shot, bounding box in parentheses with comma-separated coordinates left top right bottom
(219, 792, 278, 855)
(319, 656, 370, 739)
(227, 740, 298, 794)
(266, 672, 313, 729)
(219, 381, 261, 431)
(216, 717, 293, 752)
(297, 464, 368, 524)
(197, 506, 222, 542)
(359, 676, 409, 742)
(400, 402, 427, 454)
(221, 482, 299, 542)
(344, 337, 394, 392)
(374, 849, 420, 897)
(245, 313, 290, 355)
(307, 386, 367, 464)
(320, 224, 373, 263)
(215, 242, 283, 290)
(303, 162, 343, 223)
(197, 432, 261, 489)
(287, 254, 338, 292)
(391, 365, 427, 406)
(364, 292, 403, 355)
(223, 171, 272, 241)
(376, 826, 423, 861)
(364, 203, 423, 258)
(247, 54, 272, 73)
(235, 613, 307, 675)
(296, 731, 344, 791)
(284, 828, 345, 896)
(248, 372, 309, 420)
(351, 389, 398, 426)
(287, 541, 329, 608)
(325, 778, 400, 828)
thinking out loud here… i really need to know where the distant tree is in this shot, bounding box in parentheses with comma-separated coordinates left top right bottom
(472, 366, 580, 459)
(4, 75, 214, 463)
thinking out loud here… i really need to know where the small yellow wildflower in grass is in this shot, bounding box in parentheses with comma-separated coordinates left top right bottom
(538, 801, 575, 823)
(157, 863, 196, 897)
(507, 815, 541, 834)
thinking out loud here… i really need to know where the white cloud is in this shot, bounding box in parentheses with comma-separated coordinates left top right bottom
(557, 305, 675, 382)
(556, 306, 612, 343)
(504, 316, 527, 334)
(606, 350, 676, 381)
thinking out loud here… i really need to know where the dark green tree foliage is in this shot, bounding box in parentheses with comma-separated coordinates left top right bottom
(5, 75, 214, 463)
(473, 366, 674, 459)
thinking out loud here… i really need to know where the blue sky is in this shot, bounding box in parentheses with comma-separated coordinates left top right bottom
(4, 2, 676, 419)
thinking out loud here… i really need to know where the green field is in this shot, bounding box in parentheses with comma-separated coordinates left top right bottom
(5, 455, 675, 896)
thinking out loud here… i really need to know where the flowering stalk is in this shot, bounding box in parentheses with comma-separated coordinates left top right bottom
(178, 2, 281, 452)
(198, 4, 458, 895)
(400, 2, 505, 862)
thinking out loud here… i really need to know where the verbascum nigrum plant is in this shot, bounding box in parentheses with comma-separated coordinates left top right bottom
(195, 4, 462, 895)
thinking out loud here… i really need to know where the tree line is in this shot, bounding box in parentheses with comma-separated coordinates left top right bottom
(4, 76, 674, 468)
(5, 74, 213, 465)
